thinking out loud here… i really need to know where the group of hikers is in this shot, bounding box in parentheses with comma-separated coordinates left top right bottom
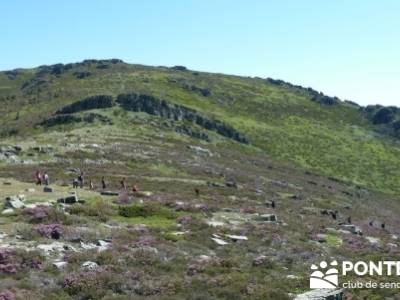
(71, 172, 139, 192)
(35, 170, 50, 186)
(35, 170, 140, 192)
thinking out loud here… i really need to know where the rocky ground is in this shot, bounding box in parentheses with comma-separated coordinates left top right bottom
(1, 60, 400, 299)
(1, 120, 400, 300)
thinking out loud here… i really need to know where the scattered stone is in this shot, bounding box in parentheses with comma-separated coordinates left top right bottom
(57, 195, 78, 204)
(80, 241, 97, 250)
(81, 261, 99, 271)
(366, 236, 380, 245)
(43, 186, 53, 193)
(25, 188, 35, 192)
(315, 234, 327, 243)
(207, 182, 225, 188)
(264, 200, 275, 208)
(256, 214, 277, 222)
(31, 145, 54, 154)
(135, 191, 153, 197)
(341, 224, 362, 235)
(197, 255, 212, 263)
(187, 145, 213, 157)
(100, 191, 119, 196)
(295, 288, 344, 300)
(207, 220, 225, 227)
(301, 207, 320, 215)
(253, 255, 268, 266)
(225, 234, 248, 241)
(37, 242, 72, 256)
(225, 180, 238, 188)
(287, 274, 300, 279)
(97, 240, 111, 251)
(53, 261, 68, 269)
(255, 189, 263, 195)
(1, 208, 14, 215)
(131, 246, 158, 254)
(211, 234, 229, 245)
(5, 195, 25, 209)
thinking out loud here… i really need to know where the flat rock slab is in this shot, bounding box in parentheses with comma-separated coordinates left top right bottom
(295, 288, 344, 300)
(43, 187, 53, 192)
(57, 195, 78, 204)
(101, 191, 119, 196)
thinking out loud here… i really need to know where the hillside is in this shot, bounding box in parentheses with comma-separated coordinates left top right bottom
(1, 59, 399, 194)
(0, 60, 400, 299)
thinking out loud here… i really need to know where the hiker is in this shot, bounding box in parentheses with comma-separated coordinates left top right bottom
(347, 216, 352, 224)
(89, 180, 94, 190)
(73, 178, 79, 189)
(120, 177, 126, 190)
(369, 220, 374, 227)
(195, 188, 200, 196)
(101, 176, 106, 189)
(35, 170, 42, 185)
(271, 200, 276, 209)
(78, 172, 84, 188)
(43, 172, 49, 186)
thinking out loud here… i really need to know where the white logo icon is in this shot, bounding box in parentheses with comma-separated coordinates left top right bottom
(310, 261, 339, 289)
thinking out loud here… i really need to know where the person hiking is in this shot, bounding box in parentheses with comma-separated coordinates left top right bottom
(89, 179, 94, 190)
(43, 172, 49, 186)
(73, 178, 79, 189)
(101, 176, 106, 190)
(78, 171, 84, 188)
(120, 177, 127, 190)
(35, 170, 42, 185)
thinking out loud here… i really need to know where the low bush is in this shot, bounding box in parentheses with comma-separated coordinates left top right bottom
(118, 204, 176, 219)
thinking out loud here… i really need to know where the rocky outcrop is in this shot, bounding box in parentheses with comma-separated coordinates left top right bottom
(57, 95, 114, 114)
(175, 125, 210, 142)
(372, 107, 396, 125)
(266, 78, 340, 105)
(40, 113, 112, 127)
(117, 93, 249, 144)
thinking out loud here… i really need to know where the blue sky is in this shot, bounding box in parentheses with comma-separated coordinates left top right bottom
(1, 0, 399, 106)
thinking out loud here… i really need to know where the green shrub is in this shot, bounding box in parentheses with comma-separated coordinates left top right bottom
(118, 204, 176, 219)
(68, 200, 116, 222)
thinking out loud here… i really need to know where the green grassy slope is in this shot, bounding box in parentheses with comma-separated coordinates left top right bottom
(1, 59, 399, 194)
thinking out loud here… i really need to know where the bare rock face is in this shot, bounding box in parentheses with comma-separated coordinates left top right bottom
(56, 95, 114, 114)
(116, 93, 249, 144)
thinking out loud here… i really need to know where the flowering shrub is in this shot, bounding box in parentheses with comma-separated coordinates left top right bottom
(63, 268, 122, 298)
(0, 248, 42, 274)
(35, 223, 63, 239)
(0, 290, 15, 300)
(22, 206, 52, 223)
